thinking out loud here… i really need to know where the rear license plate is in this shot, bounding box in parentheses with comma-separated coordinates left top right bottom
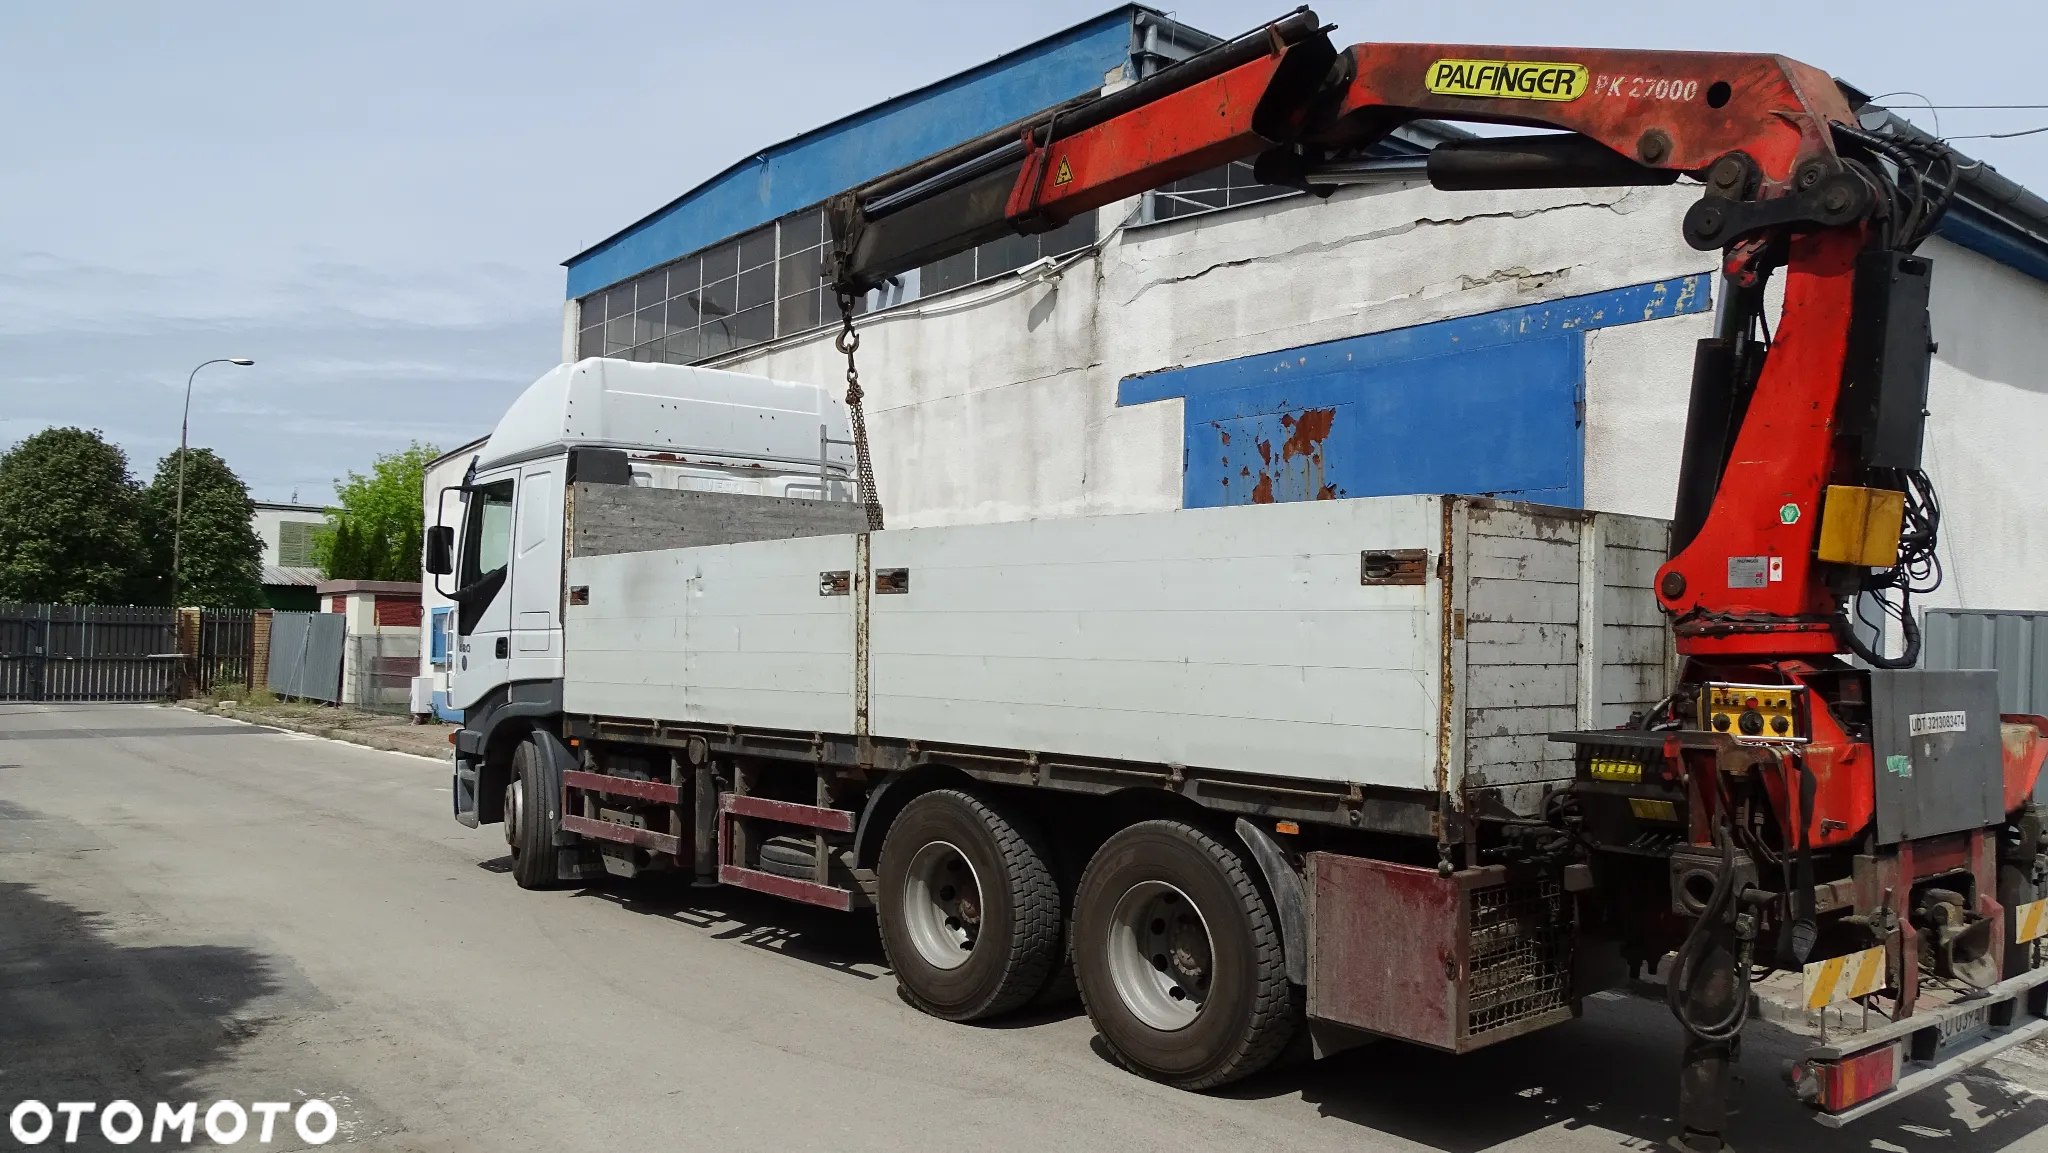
(1937, 1003, 1991, 1050)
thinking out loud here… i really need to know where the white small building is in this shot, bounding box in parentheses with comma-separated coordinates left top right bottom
(320, 579, 423, 711)
(418, 437, 488, 721)
(251, 500, 330, 611)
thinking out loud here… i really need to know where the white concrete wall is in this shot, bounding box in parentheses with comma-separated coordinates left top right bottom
(720, 180, 1716, 525)
(418, 447, 479, 683)
(1918, 239, 2048, 614)
(674, 177, 2042, 616)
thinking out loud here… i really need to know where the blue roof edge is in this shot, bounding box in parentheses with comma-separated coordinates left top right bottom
(1937, 199, 2048, 285)
(565, 27, 2048, 301)
(562, 5, 1170, 299)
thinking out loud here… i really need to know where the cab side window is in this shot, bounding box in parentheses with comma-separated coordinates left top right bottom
(459, 480, 516, 588)
(453, 480, 516, 637)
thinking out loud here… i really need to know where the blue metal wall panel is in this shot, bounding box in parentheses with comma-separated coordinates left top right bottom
(566, 12, 1139, 298)
(1187, 336, 1585, 507)
(1120, 275, 1712, 510)
(1936, 200, 2048, 286)
(429, 606, 450, 664)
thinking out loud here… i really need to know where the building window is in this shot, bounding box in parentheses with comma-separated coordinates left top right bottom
(919, 213, 1096, 296)
(576, 203, 1098, 364)
(277, 521, 317, 568)
(1147, 160, 1295, 222)
(578, 214, 820, 364)
(777, 209, 829, 334)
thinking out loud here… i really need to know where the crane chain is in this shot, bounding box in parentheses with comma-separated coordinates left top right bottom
(834, 289, 885, 531)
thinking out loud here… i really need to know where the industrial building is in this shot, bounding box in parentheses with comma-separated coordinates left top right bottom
(552, 6, 2048, 700)
(251, 498, 330, 610)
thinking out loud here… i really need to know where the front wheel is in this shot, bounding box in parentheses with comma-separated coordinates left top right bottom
(506, 737, 557, 889)
(1073, 820, 1298, 1089)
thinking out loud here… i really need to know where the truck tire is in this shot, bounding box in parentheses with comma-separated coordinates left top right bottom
(506, 737, 557, 890)
(758, 834, 816, 878)
(1072, 820, 1297, 1089)
(877, 789, 1060, 1022)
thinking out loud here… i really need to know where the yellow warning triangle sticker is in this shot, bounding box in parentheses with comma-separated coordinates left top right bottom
(1053, 156, 1073, 186)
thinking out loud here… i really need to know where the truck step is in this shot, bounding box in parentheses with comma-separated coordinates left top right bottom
(562, 768, 681, 805)
(721, 792, 855, 832)
(561, 813, 682, 856)
(718, 864, 858, 911)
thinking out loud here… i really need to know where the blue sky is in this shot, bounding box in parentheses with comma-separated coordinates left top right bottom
(4, 1, 2042, 504)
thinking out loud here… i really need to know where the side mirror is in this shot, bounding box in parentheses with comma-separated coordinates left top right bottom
(424, 525, 454, 575)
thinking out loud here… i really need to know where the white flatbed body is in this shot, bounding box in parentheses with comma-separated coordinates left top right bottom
(562, 493, 1671, 812)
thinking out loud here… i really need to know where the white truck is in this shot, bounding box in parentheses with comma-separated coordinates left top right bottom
(430, 357, 2048, 1129)
(432, 356, 1678, 1078)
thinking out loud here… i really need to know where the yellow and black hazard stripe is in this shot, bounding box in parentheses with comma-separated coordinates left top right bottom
(2016, 897, 2048, 945)
(1803, 945, 1888, 1010)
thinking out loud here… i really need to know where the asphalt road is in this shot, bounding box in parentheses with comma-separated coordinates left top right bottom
(3, 701, 2046, 1152)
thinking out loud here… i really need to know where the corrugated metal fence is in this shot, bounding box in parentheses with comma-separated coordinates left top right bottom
(266, 611, 345, 704)
(1924, 609, 2048, 716)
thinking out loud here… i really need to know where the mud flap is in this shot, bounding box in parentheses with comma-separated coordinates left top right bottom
(526, 729, 606, 880)
(452, 756, 481, 828)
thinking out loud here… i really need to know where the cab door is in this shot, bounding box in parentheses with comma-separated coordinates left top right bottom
(508, 461, 563, 682)
(448, 474, 516, 710)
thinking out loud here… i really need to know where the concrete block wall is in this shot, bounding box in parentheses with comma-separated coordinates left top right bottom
(691, 178, 2046, 623)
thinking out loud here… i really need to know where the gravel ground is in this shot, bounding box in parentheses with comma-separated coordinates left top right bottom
(183, 697, 455, 760)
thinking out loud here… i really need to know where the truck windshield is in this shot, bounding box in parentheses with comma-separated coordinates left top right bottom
(458, 480, 516, 587)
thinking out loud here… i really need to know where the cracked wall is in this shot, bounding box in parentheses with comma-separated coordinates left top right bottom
(691, 179, 2048, 617)
(710, 180, 1716, 528)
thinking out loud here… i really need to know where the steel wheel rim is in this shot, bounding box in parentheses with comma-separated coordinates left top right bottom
(902, 840, 982, 970)
(504, 778, 523, 850)
(1106, 879, 1212, 1031)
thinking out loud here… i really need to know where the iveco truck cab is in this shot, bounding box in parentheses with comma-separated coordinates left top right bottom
(434, 357, 856, 821)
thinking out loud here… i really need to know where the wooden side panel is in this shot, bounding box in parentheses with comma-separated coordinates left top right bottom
(569, 483, 868, 557)
(1598, 514, 1676, 727)
(1461, 505, 1674, 793)
(1462, 504, 1582, 790)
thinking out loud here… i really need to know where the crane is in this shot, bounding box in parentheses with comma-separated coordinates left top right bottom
(818, 10, 2045, 1149)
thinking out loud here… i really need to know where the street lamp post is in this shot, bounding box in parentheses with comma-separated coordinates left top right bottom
(172, 357, 255, 605)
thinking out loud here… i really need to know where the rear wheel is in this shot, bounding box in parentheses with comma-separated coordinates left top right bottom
(1073, 820, 1297, 1089)
(506, 737, 556, 890)
(877, 789, 1060, 1021)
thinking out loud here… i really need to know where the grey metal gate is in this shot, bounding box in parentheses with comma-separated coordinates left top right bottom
(0, 604, 181, 702)
(266, 611, 345, 703)
(1923, 608, 2048, 715)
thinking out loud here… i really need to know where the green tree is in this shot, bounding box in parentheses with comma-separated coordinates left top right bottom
(0, 428, 151, 603)
(141, 448, 264, 608)
(315, 441, 439, 581)
(324, 519, 362, 580)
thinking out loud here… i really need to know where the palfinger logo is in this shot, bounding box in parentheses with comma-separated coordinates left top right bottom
(1426, 58, 1589, 102)
(8, 1099, 336, 1145)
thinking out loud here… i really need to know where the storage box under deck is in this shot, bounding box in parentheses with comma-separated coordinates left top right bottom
(1307, 852, 1577, 1052)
